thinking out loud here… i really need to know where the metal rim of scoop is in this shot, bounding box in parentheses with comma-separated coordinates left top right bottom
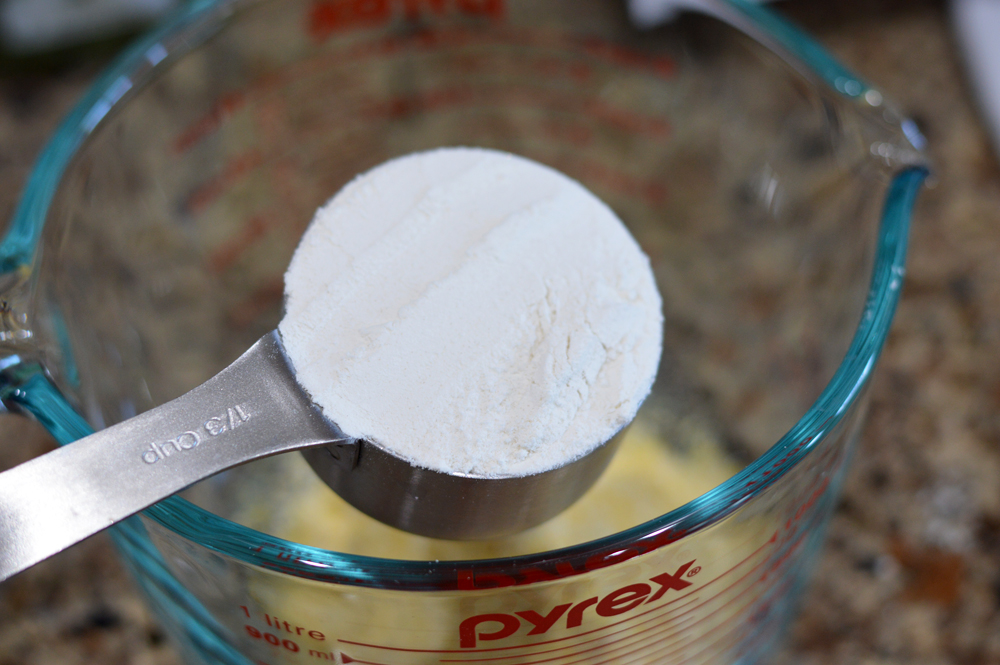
(302, 421, 627, 541)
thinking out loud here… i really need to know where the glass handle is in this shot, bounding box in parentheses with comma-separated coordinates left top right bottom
(0, 331, 350, 581)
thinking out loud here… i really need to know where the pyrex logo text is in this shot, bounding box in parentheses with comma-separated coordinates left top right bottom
(459, 561, 697, 648)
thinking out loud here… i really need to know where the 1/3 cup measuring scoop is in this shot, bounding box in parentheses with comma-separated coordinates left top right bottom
(0, 148, 663, 582)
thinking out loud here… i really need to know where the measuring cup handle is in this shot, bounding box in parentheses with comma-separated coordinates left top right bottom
(0, 331, 349, 582)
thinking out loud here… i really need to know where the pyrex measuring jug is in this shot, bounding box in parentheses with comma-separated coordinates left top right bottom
(0, 1, 928, 663)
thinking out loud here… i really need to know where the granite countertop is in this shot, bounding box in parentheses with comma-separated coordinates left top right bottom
(1, 1, 998, 663)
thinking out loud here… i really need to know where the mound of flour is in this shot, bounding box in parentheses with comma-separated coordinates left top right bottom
(279, 148, 662, 477)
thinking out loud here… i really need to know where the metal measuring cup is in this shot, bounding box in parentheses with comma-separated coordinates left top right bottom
(0, 330, 624, 582)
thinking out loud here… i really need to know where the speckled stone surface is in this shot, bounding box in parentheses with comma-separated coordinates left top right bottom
(1, 1, 998, 663)
(775, 2, 1000, 663)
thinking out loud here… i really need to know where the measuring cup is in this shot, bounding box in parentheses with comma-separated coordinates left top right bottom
(0, 0, 928, 663)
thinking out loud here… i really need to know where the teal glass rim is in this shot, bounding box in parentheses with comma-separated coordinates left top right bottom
(0, 0, 929, 591)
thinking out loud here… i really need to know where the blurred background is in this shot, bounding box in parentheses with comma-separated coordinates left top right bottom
(1, 0, 999, 663)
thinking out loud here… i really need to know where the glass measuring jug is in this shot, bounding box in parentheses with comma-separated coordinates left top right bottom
(0, 0, 928, 663)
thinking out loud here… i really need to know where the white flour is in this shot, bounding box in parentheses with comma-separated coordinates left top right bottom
(279, 148, 662, 477)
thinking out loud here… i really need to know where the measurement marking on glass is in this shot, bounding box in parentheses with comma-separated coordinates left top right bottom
(350, 86, 671, 138)
(170, 26, 676, 155)
(640, 532, 775, 625)
(662, 531, 809, 640)
(335, 533, 779, 662)
(675, 588, 787, 665)
(340, 657, 389, 665)
(588, 624, 699, 665)
(584, 600, 732, 665)
(626, 534, 811, 665)
(639, 571, 777, 665)
(339, 577, 701, 656)
(280, 86, 672, 165)
(507, 575, 777, 665)
(689, 590, 795, 665)
(669, 554, 772, 624)
(662, 575, 799, 665)
(173, 91, 247, 153)
(185, 149, 264, 214)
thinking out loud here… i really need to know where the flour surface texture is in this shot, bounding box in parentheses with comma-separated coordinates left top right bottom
(279, 148, 663, 477)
